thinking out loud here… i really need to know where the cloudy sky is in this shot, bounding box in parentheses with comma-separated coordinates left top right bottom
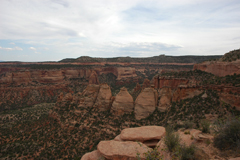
(0, 0, 240, 62)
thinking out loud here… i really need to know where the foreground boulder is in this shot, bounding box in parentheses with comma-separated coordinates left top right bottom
(97, 140, 151, 160)
(111, 87, 134, 115)
(120, 126, 166, 142)
(93, 84, 112, 111)
(134, 87, 158, 120)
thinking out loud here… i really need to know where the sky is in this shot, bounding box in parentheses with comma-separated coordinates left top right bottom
(0, 0, 240, 62)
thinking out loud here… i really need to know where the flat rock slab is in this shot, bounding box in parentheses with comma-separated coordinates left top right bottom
(97, 140, 152, 160)
(81, 150, 103, 160)
(120, 126, 166, 142)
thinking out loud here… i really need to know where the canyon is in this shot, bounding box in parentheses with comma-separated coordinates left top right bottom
(1, 51, 240, 159)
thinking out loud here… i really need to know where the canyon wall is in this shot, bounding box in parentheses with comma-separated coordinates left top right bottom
(193, 60, 240, 77)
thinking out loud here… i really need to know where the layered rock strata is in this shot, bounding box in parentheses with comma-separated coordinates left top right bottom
(93, 84, 112, 111)
(111, 87, 134, 115)
(134, 87, 158, 120)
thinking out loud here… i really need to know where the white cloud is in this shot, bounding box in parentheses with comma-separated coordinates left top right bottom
(29, 47, 36, 51)
(0, 46, 23, 51)
(0, 0, 240, 61)
(9, 42, 15, 45)
(15, 47, 23, 51)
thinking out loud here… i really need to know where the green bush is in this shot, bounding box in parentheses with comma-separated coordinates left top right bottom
(183, 121, 195, 129)
(200, 120, 210, 133)
(164, 126, 180, 152)
(177, 144, 196, 160)
(213, 117, 240, 151)
(142, 147, 163, 160)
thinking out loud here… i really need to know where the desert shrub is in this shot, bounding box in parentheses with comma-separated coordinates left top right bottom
(213, 117, 240, 151)
(177, 144, 196, 160)
(144, 147, 163, 160)
(183, 121, 195, 129)
(164, 126, 180, 152)
(200, 120, 210, 133)
(136, 145, 163, 160)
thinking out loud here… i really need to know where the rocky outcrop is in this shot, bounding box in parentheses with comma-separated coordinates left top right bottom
(142, 79, 150, 88)
(193, 60, 240, 77)
(158, 87, 172, 112)
(81, 150, 102, 160)
(82, 126, 167, 160)
(88, 71, 99, 84)
(111, 87, 134, 115)
(97, 140, 151, 160)
(120, 126, 165, 146)
(93, 84, 112, 111)
(78, 84, 100, 108)
(135, 87, 158, 120)
(172, 86, 203, 102)
(82, 126, 224, 160)
(153, 76, 189, 89)
(134, 83, 141, 92)
(116, 67, 137, 80)
(219, 93, 240, 111)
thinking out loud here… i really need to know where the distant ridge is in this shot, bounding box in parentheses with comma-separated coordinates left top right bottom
(219, 48, 240, 62)
(60, 55, 222, 63)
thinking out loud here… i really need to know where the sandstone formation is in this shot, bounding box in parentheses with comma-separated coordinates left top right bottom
(116, 67, 137, 80)
(153, 76, 189, 89)
(81, 150, 102, 160)
(78, 84, 100, 108)
(81, 125, 225, 160)
(134, 83, 141, 92)
(134, 88, 158, 120)
(120, 126, 165, 143)
(93, 84, 112, 111)
(219, 93, 240, 111)
(97, 140, 151, 160)
(111, 87, 134, 115)
(172, 86, 203, 102)
(158, 87, 172, 112)
(88, 71, 99, 84)
(142, 79, 150, 88)
(194, 60, 240, 77)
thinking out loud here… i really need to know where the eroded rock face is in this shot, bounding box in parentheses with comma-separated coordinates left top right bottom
(97, 140, 151, 160)
(88, 71, 99, 84)
(78, 84, 100, 108)
(158, 87, 172, 112)
(116, 67, 137, 80)
(111, 87, 134, 115)
(120, 126, 166, 142)
(134, 83, 141, 92)
(219, 93, 240, 111)
(142, 79, 150, 89)
(135, 88, 158, 120)
(81, 150, 102, 160)
(194, 61, 240, 77)
(153, 76, 189, 89)
(172, 86, 203, 102)
(93, 84, 112, 111)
